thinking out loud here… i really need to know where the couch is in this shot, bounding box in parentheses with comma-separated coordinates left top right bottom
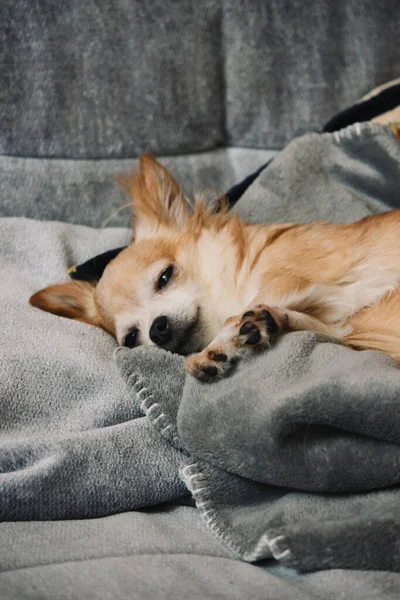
(1, 1, 400, 598)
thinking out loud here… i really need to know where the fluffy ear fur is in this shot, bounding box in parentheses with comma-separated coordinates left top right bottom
(116, 154, 190, 240)
(29, 281, 99, 325)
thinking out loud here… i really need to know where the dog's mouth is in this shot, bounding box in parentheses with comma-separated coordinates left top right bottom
(164, 306, 203, 356)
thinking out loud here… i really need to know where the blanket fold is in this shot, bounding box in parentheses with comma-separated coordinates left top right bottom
(2, 122, 400, 573)
(178, 332, 400, 493)
(115, 337, 400, 572)
(0, 220, 187, 520)
(115, 123, 400, 572)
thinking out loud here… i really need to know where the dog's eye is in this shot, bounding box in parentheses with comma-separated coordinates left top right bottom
(157, 265, 174, 290)
(124, 328, 138, 348)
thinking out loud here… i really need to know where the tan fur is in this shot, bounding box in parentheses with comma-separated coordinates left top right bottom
(116, 154, 190, 240)
(30, 281, 100, 325)
(30, 154, 400, 375)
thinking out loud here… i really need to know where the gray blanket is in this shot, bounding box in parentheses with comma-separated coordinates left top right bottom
(1, 122, 400, 573)
(0, 219, 188, 519)
(115, 122, 400, 573)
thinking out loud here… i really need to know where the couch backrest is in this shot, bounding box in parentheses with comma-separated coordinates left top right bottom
(1, 0, 399, 158)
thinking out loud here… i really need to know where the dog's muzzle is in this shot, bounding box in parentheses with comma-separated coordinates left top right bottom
(149, 310, 202, 355)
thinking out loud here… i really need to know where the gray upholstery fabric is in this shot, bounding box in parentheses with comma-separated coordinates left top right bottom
(1, 0, 399, 158)
(224, 0, 400, 148)
(2, 0, 400, 597)
(0, 506, 232, 571)
(0, 0, 224, 158)
(1, 509, 400, 599)
(0, 149, 276, 226)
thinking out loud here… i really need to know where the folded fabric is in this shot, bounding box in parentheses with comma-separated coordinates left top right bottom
(116, 335, 400, 573)
(114, 122, 400, 573)
(2, 122, 400, 575)
(323, 78, 400, 132)
(0, 219, 188, 520)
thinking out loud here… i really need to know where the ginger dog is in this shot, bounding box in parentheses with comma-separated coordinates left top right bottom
(30, 154, 400, 381)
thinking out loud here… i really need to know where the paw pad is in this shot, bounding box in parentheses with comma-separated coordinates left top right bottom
(201, 365, 218, 377)
(239, 321, 257, 335)
(239, 321, 262, 345)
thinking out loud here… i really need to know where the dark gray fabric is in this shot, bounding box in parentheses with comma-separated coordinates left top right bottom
(0, 0, 224, 158)
(0, 149, 276, 226)
(117, 340, 400, 573)
(224, 0, 400, 149)
(113, 123, 400, 573)
(1, 0, 399, 158)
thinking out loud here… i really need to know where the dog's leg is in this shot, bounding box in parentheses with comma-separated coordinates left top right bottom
(185, 305, 284, 381)
(185, 280, 346, 382)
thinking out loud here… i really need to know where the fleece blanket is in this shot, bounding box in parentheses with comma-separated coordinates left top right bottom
(1, 122, 400, 574)
(0, 220, 188, 519)
(116, 122, 400, 573)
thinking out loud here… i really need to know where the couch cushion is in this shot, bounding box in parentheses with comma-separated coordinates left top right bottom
(1, 0, 399, 158)
(0, 148, 276, 226)
(0, 0, 224, 158)
(224, 0, 400, 149)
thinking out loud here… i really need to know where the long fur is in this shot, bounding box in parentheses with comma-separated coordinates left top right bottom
(30, 154, 400, 365)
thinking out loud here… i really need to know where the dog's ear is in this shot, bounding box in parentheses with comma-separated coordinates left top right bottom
(29, 281, 100, 325)
(117, 154, 190, 240)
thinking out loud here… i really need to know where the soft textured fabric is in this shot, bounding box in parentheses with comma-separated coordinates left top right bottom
(323, 82, 400, 132)
(1, 124, 400, 596)
(0, 0, 225, 158)
(117, 340, 400, 573)
(2, 0, 400, 595)
(0, 148, 276, 226)
(1, 0, 399, 158)
(0, 218, 189, 519)
(235, 123, 400, 224)
(0, 506, 307, 600)
(1, 508, 400, 599)
(111, 123, 400, 573)
(224, 0, 400, 149)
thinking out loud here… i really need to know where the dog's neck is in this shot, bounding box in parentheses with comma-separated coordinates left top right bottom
(189, 225, 260, 335)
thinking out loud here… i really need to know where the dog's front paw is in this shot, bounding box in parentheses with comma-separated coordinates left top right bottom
(185, 348, 236, 383)
(185, 305, 283, 382)
(235, 306, 282, 349)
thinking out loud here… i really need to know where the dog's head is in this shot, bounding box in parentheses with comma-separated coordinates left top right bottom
(30, 155, 231, 354)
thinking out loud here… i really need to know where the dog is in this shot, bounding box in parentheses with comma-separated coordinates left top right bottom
(30, 154, 400, 381)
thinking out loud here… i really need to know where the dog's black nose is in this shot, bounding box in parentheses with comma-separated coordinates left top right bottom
(149, 316, 172, 347)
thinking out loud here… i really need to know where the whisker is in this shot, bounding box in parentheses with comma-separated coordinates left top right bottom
(101, 203, 132, 228)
